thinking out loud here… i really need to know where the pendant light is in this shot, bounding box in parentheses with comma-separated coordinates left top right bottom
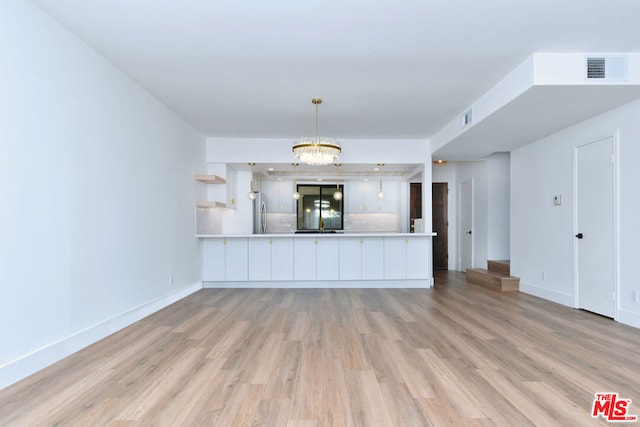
(377, 163, 385, 199)
(247, 162, 257, 200)
(292, 98, 341, 166)
(333, 163, 343, 201)
(292, 163, 300, 200)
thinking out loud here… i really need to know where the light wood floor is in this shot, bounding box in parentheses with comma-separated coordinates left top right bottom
(1, 271, 639, 426)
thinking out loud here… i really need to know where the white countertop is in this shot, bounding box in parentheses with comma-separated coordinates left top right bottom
(197, 232, 437, 238)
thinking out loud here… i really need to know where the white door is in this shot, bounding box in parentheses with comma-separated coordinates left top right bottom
(576, 137, 616, 318)
(459, 180, 473, 271)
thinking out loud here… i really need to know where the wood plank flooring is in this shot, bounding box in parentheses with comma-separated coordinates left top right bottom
(2, 271, 640, 426)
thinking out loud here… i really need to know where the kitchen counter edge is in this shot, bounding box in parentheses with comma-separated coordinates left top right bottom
(197, 232, 437, 238)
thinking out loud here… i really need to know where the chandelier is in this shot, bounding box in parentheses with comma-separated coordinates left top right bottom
(292, 98, 341, 166)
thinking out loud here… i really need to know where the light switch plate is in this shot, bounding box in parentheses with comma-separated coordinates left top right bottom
(553, 194, 562, 205)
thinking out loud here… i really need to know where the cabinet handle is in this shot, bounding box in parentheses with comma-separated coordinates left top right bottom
(223, 239, 227, 245)
(314, 239, 318, 245)
(360, 239, 364, 244)
(269, 239, 272, 245)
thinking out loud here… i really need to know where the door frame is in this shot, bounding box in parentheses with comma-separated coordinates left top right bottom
(458, 179, 474, 271)
(572, 130, 620, 320)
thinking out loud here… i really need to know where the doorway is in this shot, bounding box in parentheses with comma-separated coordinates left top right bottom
(409, 183, 422, 233)
(432, 183, 448, 270)
(459, 180, 473, 271)
(575, 136, 616, 318)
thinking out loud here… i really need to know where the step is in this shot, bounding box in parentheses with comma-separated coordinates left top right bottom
(466, 268, 519, 292)
(487, 259, 510, 276)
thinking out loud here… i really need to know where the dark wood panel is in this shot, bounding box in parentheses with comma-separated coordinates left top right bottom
(432, 182, 448, 270)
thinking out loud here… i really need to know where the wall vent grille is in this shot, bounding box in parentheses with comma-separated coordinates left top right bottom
(586, 57, 606, 79)
(461, 109, 473, 128)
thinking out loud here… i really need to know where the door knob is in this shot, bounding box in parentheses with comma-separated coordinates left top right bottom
(575, 233, 583, 239)
(466, 230, 472, 235)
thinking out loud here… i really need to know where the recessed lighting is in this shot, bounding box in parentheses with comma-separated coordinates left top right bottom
(277, 178, 282, 181)
(267, 167, 274, 171)
(373, 167, 380, 171)
(433, 160, 448, 165)
(364, 178, 369, 182)
(317, 178, 323, 181)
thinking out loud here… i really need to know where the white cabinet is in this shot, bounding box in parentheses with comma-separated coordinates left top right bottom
(348, 180, 400, 213)
(248, 238, 271, 281)
(202, 238, 248, 281)
(264, 180, 294, 213)
(249, 237, 294, 281)
(271, 238, 294, 281)
(316, 238, 339, 280)
(407, 236, 430, 280)
(202, 239, 226, 281)
(294, 237, 339, 281)
(338, 237, 384, 280)
(383, 236, 430, 280)
(384, 237, 408, 279)
(225, 238, 248, 281)
(348, 181, 378, 213)
(339, 238, 362, 280)
(362, 237, 384, 280)
(294, 237, 317, 280)
(202, 235, 431, 286)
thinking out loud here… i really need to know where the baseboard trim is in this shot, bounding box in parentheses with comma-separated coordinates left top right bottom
(618, 308, 640, 329)
(203, 279, 432, 289)
(0, 282, 202, 390)
(518, 281, 574, 307)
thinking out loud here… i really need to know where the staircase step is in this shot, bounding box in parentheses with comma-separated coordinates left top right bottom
(466, 268, 519, 292)
(487, 260, 510, 276)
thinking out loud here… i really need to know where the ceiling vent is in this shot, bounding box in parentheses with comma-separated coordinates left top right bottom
(461, 109, 473, 128)
(586, 55, 627, 81)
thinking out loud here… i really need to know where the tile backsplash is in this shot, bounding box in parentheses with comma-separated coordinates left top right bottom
(266, 212, 401, 234)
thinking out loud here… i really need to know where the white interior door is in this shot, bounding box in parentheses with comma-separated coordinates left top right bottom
(576, 136, 615, 318)
(459, 180, 473, 271)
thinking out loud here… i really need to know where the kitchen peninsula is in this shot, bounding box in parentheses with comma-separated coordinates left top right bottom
(199, 138, 434, 288)
(200, 232, 435, 288)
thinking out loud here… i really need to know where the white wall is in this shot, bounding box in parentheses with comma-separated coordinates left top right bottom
(0, 1, 205, 388)
(486, 153, 510, 260)
(432, 156, 510, 271)
(511, 98, 640, 329)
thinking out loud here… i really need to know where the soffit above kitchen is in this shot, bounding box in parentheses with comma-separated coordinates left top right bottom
(32, 0, 640, 158)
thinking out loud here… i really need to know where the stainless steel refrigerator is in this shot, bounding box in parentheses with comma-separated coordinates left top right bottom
(252, 191, 267, 234)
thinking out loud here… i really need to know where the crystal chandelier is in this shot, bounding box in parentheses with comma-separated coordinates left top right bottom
(293, 98, 341, 166)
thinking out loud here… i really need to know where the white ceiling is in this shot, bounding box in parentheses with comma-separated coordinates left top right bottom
(32, 0, 640, 156)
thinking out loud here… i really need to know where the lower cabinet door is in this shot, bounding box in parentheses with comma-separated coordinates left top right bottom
(248, 239, 271, 281)
(362, 237, 384, 280)
(406, 236, 430, 280)
(384, 237, 407, 279)
(225, 238, 248, 281)
(202, 239, 226, 281)
(339, 238, 362, 280)
(271, 238, 294, 281)
(294, 237, 317, 280)
(317, 238, 339, 280)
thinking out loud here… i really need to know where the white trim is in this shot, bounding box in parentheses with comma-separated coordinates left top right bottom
(0, 282, 202, 390)
(203, 279, 432, 289)
(458, 178, 474, 271)
(618, 308, 640, 329)
(519, 281, 574, 307)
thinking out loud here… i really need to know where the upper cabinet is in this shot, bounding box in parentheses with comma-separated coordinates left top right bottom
(263, 180, 294, 213)
(347, 180, 399, 214)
